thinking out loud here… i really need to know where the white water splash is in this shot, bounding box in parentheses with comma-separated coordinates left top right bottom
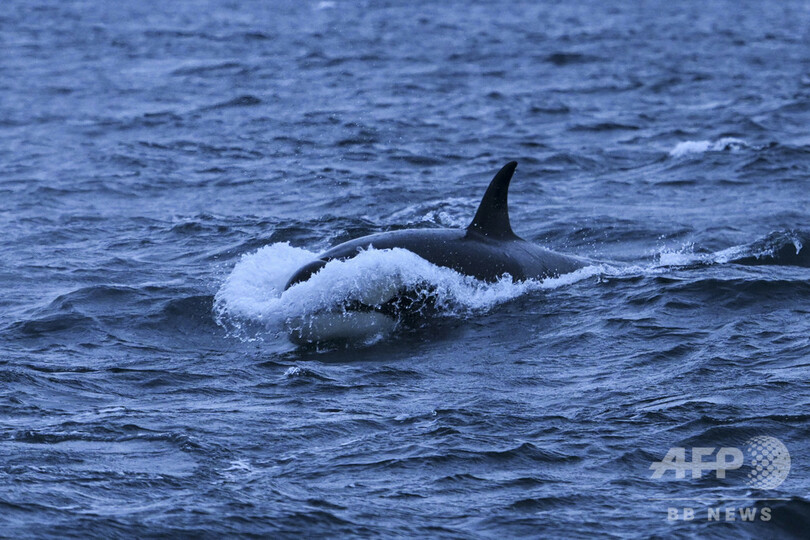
(387, 197, 475, 228)
(655, 243, 749, 267)
(214, 242, 604, 341)
(669, 137, 748, 158)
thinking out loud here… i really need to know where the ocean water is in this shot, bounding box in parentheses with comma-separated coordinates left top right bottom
(2, 0, 810, 537)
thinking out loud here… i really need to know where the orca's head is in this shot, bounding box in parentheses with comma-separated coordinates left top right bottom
(283, 256, 401, 345)
(282, 256, 439, 345)
(284, 256, 403, 313)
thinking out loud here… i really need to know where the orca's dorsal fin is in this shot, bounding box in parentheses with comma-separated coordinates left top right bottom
(466, 161, 519, 240)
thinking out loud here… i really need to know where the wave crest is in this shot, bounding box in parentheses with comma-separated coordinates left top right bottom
(669, 137, 748, 157)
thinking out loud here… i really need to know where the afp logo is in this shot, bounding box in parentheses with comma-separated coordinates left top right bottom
(650, 436, 791, 489)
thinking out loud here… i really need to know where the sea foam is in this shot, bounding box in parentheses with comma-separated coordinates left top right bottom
(669, 137, 748, 158)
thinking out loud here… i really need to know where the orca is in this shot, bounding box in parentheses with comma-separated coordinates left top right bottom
(283, 161, 590, 343)
(278, 161, 810, 343)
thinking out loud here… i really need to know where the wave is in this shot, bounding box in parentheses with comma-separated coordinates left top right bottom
(5, 284, 217, 343)
(542, 52, 603, 66)
(171, 61, 249, 76)
(669, 137, 749, 157)
(201, 95, 262, 111)
(656, 230, 808, 268)
(387, 198, 476, 228)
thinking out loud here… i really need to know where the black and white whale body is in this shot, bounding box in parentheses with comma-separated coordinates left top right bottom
(283, 162, 590, 343)
(285, 161, 587, 290)
(280, 161, 810, 344)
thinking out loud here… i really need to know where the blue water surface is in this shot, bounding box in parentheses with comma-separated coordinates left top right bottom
(2, 0, 810, 537)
